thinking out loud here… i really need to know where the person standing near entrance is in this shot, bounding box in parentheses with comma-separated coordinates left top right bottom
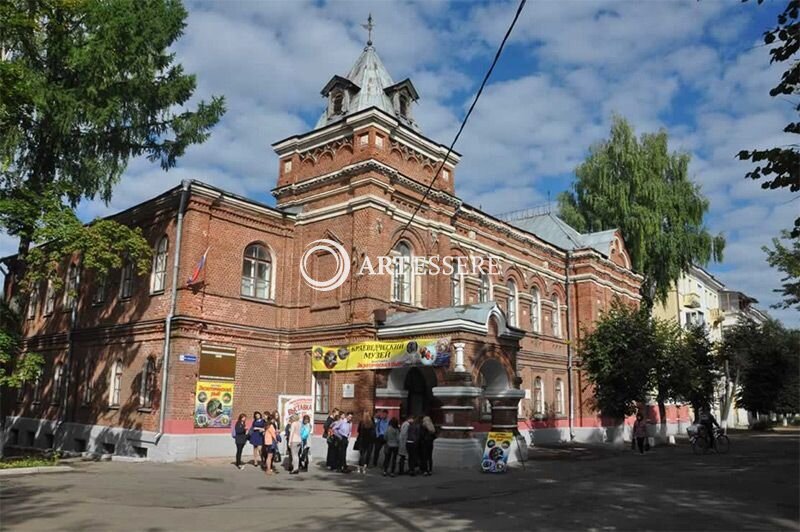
(383, 417, 400, 477)
(263, 414, 279, 475)
(419, 416, 436, 476)
(233, 413, 248, 470)
(373, 410, 389, 467)
(334, 412, 353, 473)
(249, 411, 266, 468)
(398, 416, 410, 475)
(324, 408, 340, 470)
(355, 412, 375, 474)
(288, 414, 303, 474)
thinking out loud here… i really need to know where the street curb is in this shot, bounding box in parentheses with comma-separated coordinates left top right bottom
(0, 465, 73, 477)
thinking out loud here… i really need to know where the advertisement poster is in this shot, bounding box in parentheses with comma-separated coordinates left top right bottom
(279, 395, 313, 424)
(194, 380, 234, 428)
(311, 337, 451, 372)
(481, 431, 514, 473)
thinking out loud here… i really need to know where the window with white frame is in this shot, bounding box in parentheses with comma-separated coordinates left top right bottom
(533, 376, 544, 415)
(555, 378, 565, 416)
(64, 263, 78, 310)
(151, 237, 168, 293)
(552, 295, 562, 338)
(479, 272, 490, 303)
(315, 375, 330, 414)
(241, 244, 272, 300)
(82, 361, 93, 405)
(32, 370, 42, 403)
(44, 279, 56, 315)
(27, 285, 39, 319)
(109, 359, 123, 407)
(451, 261, 463, 306)
(140, 357, 156, 409)
(52, 363, 64, 404)
(507, 280, 518, 326)
(531, 287, 541, 333)
(93, 275, 107, 305)
(392, 242, 412, 304)
(120, 258, 134, 299)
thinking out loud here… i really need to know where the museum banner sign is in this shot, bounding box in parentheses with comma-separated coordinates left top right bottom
(311, 337, 452, 372)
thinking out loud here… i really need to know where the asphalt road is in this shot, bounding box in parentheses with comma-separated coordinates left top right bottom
(1, 430, 798, 531)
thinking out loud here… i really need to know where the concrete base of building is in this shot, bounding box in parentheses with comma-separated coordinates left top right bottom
(432, 438, 483, 469)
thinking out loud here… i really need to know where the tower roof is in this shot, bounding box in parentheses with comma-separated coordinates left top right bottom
(315, 43, 420, 131)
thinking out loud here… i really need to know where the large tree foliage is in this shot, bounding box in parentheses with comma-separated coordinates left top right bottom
(763, 230, 800, 311)
(559, 116, 724, 307)
(580, 300, 718, 423)
(738, 0, 800, 236)
(0, 0, 225, 287)
(722, 318, 800, 415)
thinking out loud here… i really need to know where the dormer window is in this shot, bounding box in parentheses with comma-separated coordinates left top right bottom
(399, 95, 408, 117)
(332, 92, 344, 115)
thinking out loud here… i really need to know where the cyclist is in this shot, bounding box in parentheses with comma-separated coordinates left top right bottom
(697, 407, 721, 450)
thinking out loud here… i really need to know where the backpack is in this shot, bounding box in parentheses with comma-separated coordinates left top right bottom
(231, 424, 237, 438)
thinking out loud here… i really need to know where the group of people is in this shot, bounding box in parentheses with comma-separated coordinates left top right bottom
(324, 408, 437, 477)
(232, 410, 312, 475)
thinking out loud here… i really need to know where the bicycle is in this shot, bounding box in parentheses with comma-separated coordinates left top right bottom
(688, 425, 730, 454)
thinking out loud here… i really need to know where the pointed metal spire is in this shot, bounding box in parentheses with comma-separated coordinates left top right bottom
(361, 13, 374, 47)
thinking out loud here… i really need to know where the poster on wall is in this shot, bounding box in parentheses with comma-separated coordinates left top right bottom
(279, 395, 313, 424)
(481, 431, 514, 473)
(311, 337, 451, 372)
(194, 381, 234, 428)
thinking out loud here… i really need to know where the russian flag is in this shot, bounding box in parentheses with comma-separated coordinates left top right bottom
(187, 247, 210, 286)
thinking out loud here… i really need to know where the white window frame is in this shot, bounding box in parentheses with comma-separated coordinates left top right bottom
(27, 285, 39, 319)
(552, 295, 562, 338)
(451, 262, 463, 306)
(531, 288, 541, 333)
(109, 359, 123, 407)
(44, 279, 56, 315)
(507, 280, 518, 326)
(64, 263, 78, 310)
(32, 370, 43, 404)
(479, 272, 491, 303)
(241, 244, 273, 300)
(150, 237, 168, 294)
(555, 378, 565, 416)
(140, 357, 156, 409)
(533, 376, 544, 415)
(315, 375, 330, 414)
(392, 242, 412, 304)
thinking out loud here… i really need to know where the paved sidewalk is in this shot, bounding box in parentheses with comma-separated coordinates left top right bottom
(1, 430, 797, 531)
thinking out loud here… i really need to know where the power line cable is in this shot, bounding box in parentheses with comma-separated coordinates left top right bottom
(387, 0, 527, 255)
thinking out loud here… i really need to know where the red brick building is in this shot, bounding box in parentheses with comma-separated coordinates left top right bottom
(4, 42, 644, 462)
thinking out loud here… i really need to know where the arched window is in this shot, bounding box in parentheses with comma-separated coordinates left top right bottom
(120, 257, 134, 299)
(533, 376, 544, 415)
(552, 295, 562, 338)
(507, 280, 518, 326)
(151, 237, 168, 293)
(392, 242, 412, 304)
(555, 378, 565, 415)
(451, 261, 463, 306)
(479, 272, 491, 303)
(241, 244, 272, 300)
(332, 91, 344, 115)
(531, 287, 541, 333)
(140, 357, 156, 409)
(52, 363, 64, 404)
(109, 359, 123, 407)
(64, 263, 79, 309)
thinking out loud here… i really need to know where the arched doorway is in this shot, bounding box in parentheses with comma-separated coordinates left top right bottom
(403, 367, 438, 418)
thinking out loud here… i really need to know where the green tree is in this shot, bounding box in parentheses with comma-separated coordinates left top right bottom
(737, 0, 800, 236)
(558, 116, 725, 308)
(763, 230, 800, 311)
(0, 0, 225, 288)
(578, 300, 655, 421)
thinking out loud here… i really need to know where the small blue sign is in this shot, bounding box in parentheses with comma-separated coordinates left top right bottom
(179, 354, 197, 363)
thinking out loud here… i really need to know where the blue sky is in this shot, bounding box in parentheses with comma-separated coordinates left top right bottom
(2, 0, 797, 325)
